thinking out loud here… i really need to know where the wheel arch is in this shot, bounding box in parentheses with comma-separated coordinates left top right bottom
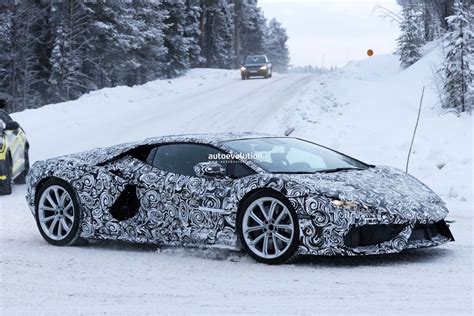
(34, 176, 75, 206)
(237, 187, 290, 216)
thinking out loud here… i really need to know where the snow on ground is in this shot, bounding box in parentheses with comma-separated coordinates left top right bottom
(1, 48, 472, 315)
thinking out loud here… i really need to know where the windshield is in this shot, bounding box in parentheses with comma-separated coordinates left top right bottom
(245, 56, 266, 64)
(223, 137, 369, 174)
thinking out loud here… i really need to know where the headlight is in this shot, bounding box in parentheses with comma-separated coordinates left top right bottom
(260, 65, 267, 70)
(331, 199, 360, 208)
(240, 66, 246, 71)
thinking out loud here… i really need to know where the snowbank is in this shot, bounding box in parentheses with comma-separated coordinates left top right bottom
(268, 46, 472, 207)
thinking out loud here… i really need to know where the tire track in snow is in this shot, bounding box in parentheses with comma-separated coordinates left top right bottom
(173, 74, 317, 133)
(119, 74, 312, 137)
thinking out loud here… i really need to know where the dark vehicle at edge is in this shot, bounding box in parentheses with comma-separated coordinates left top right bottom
(240, 55, 273, 80)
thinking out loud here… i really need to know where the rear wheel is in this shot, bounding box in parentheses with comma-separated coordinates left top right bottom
(238, 191, 299, 264)
(35, 179, 83, 246)
(0, 154, 12, 195)
(14, 146, 29, 184)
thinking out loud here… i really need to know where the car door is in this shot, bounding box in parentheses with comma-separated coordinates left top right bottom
(147, 143, 238, 246)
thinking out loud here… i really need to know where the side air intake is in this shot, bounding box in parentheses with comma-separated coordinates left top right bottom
(109, 185, 140, 221)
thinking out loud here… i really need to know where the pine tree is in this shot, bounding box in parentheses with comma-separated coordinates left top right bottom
(184, 1, 202, 68)
(442, 1, 473, 113)
(48, 0, 95, 102)
(239, 2, 267, 59)
(162, 0, 191, 78)
(0, 1, 14, 109)
(131, 0, 168, 84)
(397, 5, 424, 68)
(200, 1, 235, 68)
(31, 0, 54, 104)
(84, 1, 168, 87)
(264, 18, 290, 72)
(5, 1, 53, 111)
(85, 3, 132, 88)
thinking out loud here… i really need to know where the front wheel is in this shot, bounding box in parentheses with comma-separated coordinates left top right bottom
(237, 191, 299, 264)
(35, 179, 83, 246)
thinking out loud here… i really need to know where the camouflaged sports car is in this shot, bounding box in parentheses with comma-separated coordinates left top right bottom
(26, 133, 454, 264)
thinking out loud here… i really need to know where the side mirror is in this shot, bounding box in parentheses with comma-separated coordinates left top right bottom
(4, 121, 20, 131)
(194, 161, 226, 179)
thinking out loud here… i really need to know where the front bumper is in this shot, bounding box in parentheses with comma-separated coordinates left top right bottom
(292, 194, 454, 256)
(346, 220, 453, 253)
(241, 69, 268, 77)
(298, 216, 454, 256)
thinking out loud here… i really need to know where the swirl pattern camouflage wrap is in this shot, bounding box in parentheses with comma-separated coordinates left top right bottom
(26, 133, 454, 257)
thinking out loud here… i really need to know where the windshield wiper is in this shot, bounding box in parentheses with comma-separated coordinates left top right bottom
(316, 167, 365, 173)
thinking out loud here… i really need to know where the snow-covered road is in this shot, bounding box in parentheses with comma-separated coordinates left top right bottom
(13, 72, 315, 161)
(1, 49, 472, 315)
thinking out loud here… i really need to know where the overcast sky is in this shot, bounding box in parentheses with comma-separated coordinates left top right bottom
(259, 0, 401, 67)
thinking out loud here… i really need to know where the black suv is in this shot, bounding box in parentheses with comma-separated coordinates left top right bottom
(240, 55, 273, 80)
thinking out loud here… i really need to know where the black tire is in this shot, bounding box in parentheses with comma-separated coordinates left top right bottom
(0, 154, 12, 195)
(241, 76, 246, 80)
(237, 190, 300, 264)
(34, 178, 84, 246)
(14, 146, 29, 184)
(264, 73, 269, 79)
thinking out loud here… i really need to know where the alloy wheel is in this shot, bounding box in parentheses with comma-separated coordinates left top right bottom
(242, 197, 295, 259)
(38, 185, 75, 241)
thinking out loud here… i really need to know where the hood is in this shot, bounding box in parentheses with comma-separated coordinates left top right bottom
(279, 166, 448, 221)
(243, 63, 266, 67)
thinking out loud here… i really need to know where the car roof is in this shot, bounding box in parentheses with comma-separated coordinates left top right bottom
(145, 132, 274, 144)
(63, 132, 277, 167)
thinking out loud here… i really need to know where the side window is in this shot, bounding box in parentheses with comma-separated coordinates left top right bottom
(227, 161, 256, 179)
(150, 143, 225, 177)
